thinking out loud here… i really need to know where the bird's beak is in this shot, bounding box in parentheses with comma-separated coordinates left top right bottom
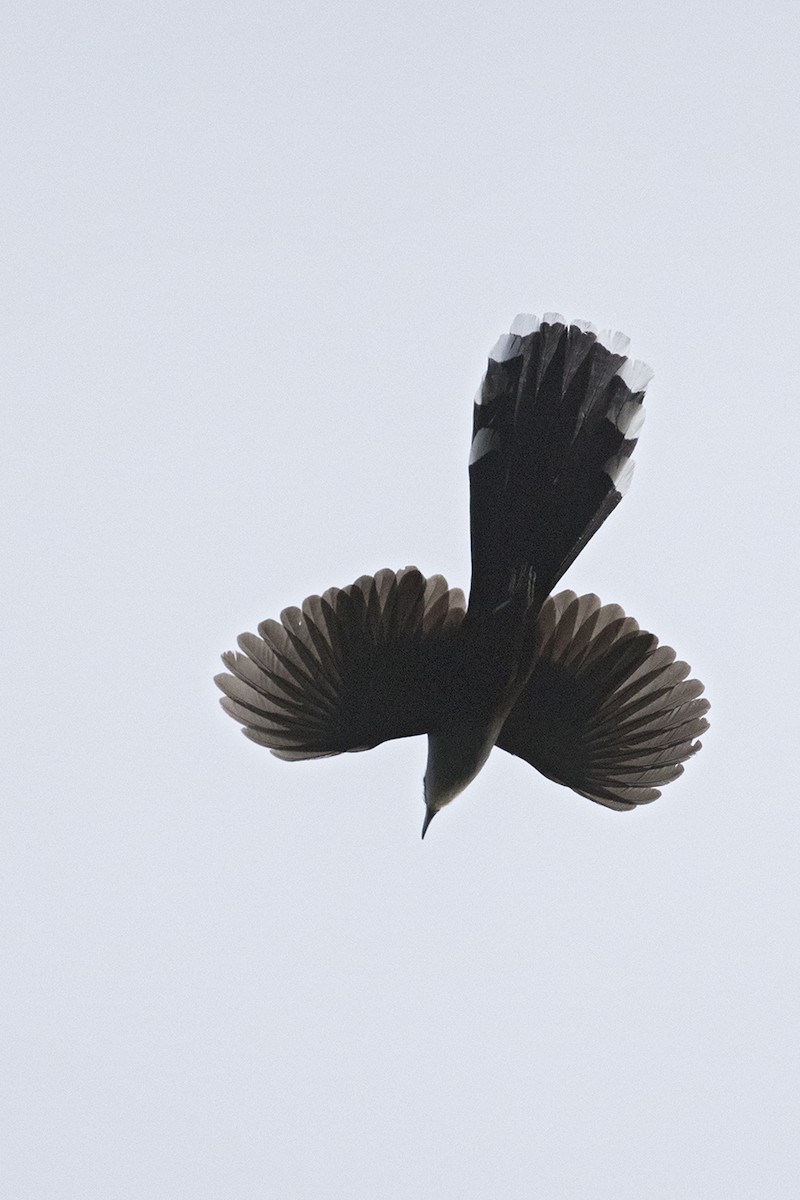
(421, 806, 437, 839)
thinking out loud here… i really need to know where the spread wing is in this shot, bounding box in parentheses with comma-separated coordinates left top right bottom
(496, 591, 709, 809)
(215, 567, 466, 759)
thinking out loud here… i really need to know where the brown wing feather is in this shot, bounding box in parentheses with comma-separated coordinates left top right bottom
(216, 567, 466, 759)
(496, 591, 709, 809)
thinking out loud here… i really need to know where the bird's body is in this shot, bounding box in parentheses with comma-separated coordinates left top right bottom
(422, 685, 523, 830)
(423, 586, 539, 821)
(217, 313, 708, 835)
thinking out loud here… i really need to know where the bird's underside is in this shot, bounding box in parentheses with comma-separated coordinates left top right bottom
(216, 313, 708, 833)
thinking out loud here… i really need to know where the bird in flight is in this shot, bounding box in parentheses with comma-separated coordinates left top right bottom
(216, 313, 708, 837)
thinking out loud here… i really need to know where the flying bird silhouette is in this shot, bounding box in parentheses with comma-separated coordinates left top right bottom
(216, 313, 708, 836)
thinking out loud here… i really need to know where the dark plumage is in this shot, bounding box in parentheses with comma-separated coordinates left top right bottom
(216, 313, 708, 835)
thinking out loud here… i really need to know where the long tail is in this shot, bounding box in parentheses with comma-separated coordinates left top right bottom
(467, 313, 652, 615)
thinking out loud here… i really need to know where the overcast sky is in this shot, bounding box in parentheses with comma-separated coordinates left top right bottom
(4, 1, 799, 1196)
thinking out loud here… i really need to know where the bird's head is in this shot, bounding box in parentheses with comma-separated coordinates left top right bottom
(421, 727, 496, 838)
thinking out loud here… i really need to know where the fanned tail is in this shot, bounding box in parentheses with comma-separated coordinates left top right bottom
(468, 313, 652, 614)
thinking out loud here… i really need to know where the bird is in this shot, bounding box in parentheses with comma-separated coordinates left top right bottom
(216, 312, 708, 837)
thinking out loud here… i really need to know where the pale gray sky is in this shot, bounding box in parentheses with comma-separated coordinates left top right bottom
(3, 1, 799, 1196)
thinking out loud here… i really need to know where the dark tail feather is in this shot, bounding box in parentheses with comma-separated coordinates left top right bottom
(468, 314, 652, 614)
